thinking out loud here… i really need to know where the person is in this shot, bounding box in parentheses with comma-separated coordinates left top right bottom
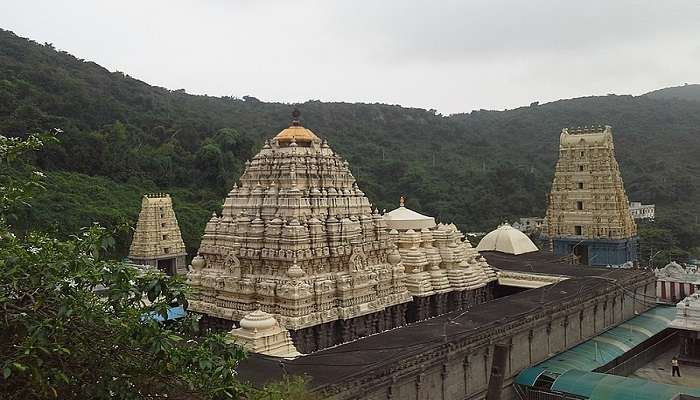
(672, 356, 681, 377)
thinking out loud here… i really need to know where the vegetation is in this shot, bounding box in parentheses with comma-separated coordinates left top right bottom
(0, 133, 314, 399)
(1, 28, 700, 266)
(643, 83, 700, 102)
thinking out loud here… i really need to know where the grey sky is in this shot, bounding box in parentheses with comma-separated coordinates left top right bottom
(3, 0, 700, 114)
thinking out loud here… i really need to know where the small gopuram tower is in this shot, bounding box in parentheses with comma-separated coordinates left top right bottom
(544, 125, 638, 266)
(129, 193, 187, 275)
(187, 110, 412, 353)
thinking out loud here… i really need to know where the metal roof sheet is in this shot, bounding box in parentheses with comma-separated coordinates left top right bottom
(550, 369, 700, 400)
(514, 366, 547, 386)
(532, 306, 676, 376)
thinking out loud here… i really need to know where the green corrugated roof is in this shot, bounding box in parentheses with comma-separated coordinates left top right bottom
(534, 306, 676, 375)
(551, 370, 700, 400)
(514, 306, 699, 400)
(514, 366, 546, 386)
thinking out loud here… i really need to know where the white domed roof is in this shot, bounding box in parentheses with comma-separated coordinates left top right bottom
(384, 206, 436, 231)
(476, 223, 538, 255)
(239, 309, 278, 331)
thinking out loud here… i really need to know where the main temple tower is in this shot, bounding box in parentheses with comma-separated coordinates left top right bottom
(543, 125, 638, 266)
(187, 111, 412, 353)
(186, 111, 495, 353)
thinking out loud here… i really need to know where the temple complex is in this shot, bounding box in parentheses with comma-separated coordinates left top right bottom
(128, 193, 187, 275)
(186, 112, 497, 353)
(543, 125, 639, 266)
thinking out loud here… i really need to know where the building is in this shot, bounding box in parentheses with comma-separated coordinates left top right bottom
(543, 125, 639, 266)
(128, 193, 187, 276)
(511, 217, 544, 234)
(654, 261, 700, 304)
(236, 234, 656, 400)
(515, 305, 700, 400)
(671, 293, 700, 366)
(384, 198, 497, 321)
(186, 111, 496, 353)
(629, 201, 656, 221)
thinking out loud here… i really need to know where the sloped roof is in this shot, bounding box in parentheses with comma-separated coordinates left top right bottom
(384, 206, 436, 231)
(476, 223, 538, 255)
(550, 369, 700, 400)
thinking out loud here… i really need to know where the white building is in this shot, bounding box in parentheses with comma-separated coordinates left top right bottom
(629, 201, 655, 221)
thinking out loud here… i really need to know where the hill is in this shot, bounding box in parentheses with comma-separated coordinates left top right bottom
(643, 84, 700, 102)
(1, 28, 699, 265)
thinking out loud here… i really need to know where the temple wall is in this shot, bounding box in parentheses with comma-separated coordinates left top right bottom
(321, 273, 655, 400)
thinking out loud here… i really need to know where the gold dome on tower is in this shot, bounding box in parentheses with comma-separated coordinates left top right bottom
(273, 109, 321, 146)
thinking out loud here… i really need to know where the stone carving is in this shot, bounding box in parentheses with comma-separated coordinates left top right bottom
(227, 310, 301, 358)
(128, 193, 187, 275)
(223, 251, 241, 276)
(385, 204, 497, 298)
(543, 125, 638, 265)
(350, 246, 368, 272)
(187, 113, 412, 337)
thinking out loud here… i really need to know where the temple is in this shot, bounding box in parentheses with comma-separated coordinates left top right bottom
(128, 193, 187, 275)
(186, 111, 496, 353)
(543, 125, 639, 266)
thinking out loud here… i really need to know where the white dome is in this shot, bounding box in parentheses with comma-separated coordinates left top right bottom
(239, 309, 278, 331)
(476, 223, 538, 255)
(384, 206, 436, 231)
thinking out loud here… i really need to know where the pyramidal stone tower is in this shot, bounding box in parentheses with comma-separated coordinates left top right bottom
(187, 111, 412, 353)
(129, 193, 187, 275)
(544, 125, 638, 266)
(187, 111, 496, 353)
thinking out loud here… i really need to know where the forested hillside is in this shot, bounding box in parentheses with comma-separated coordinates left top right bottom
(2, 28, 699, 265)
(644, 84, 700, 102)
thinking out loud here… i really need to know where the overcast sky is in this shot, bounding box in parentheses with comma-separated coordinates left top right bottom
(3, 0, 700, 114)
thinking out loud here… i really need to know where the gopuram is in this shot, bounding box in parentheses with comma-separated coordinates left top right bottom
(543, 125, 638, 266)
(128, 193, 187, 276)
(186, 111, 496, 353)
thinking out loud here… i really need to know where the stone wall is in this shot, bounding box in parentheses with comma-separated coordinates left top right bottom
(318, 274, 655, 400)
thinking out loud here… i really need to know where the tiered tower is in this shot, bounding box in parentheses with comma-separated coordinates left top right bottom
(544, 126, 638, 266)
(187, 111, 411, 353)
(384, 201, 496, 320)
(129, 194, 187, 275)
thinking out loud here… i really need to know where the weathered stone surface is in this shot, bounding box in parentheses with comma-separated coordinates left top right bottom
(227, 310, 301, 358)
(128, 193, 187, 275)
(543, 125, 638, 265)
(187, 115, 412, 342)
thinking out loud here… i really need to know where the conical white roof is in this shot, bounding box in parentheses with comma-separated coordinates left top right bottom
(384, 206, 436, 231)
(476, 223, 538, 255)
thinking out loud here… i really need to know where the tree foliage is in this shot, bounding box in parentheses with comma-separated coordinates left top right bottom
(2, 28, 700, 263)
(0, 134, 313, 399)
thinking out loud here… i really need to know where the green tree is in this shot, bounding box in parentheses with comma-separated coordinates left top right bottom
(0, 134, 312, 399)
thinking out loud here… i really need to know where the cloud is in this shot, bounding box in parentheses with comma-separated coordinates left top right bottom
(2, 0, 699, 114)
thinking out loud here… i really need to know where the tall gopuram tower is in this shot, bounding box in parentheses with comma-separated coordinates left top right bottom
(129, 193, 188, 275)
(186, 111, 497, 353)
(544, 125, 638, 266)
